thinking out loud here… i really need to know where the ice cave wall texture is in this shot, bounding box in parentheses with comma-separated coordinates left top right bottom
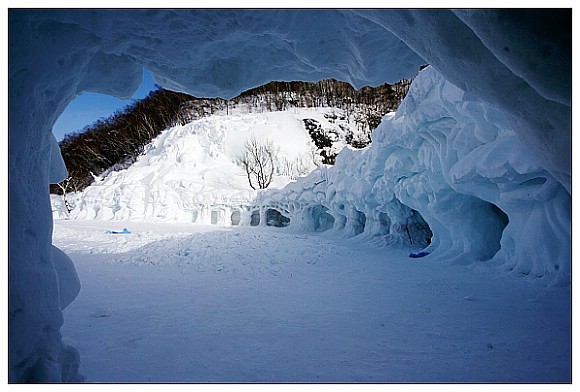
(8, 9, 571, 382)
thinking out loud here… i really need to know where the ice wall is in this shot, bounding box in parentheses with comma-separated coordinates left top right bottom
(358, 9, 571, 193)
(260, 67, 571, 285)
(9, 9, 570, 382)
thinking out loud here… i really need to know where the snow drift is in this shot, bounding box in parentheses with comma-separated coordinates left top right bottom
(9, 9, 571, 382)
(55, 108, 359, 224)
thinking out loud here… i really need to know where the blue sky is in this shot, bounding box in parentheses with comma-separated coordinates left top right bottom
(52, 69, 158, 141)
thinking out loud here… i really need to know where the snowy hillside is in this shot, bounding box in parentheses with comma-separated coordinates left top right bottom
(52, 78, 410, 196)
(52, 107, 367, 224)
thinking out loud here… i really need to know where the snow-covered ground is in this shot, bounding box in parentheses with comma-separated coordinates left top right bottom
(54, 219, 571, 382)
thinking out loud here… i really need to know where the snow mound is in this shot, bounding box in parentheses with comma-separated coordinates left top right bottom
(259, 67, 570, 285)
(56, 108, 364, 224)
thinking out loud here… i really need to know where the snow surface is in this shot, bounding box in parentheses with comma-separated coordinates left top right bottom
(8, 9, 572, 382)
(53, 220, 571, 382)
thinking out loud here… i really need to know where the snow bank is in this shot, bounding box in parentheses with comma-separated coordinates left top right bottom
(9, 9, 570, 382)
(260, 67, 571, 285)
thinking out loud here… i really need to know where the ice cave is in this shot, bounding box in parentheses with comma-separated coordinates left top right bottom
(8, 9, 571, 382)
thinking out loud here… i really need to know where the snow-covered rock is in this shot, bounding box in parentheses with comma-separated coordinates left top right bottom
(9, 9, 570, 382)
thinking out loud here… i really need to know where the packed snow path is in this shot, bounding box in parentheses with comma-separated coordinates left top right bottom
(54, 220, 570, 382)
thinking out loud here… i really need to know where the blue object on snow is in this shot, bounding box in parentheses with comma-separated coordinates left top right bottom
(409, 251, 430, 258)
(105, 228, 131, 235)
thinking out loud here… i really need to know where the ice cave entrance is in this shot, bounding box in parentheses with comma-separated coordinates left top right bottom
(231, 210, 241, 226)
(308, 205, 335, 232)
(266, 209, 291, 228)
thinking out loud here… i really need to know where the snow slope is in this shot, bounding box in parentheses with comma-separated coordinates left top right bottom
(53, 107, 363, 224)
(8, 9, 571, 382)
(54, 220, 571, 382)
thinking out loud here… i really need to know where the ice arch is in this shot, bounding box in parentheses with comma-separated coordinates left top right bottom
(8, 9, 570, 382)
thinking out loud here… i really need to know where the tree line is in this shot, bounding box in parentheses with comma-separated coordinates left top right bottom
(233, 78, 411, 123)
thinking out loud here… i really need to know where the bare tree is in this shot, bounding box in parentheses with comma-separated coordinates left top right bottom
(237, 136, 277, 190)
(55, 177, 74, 215)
